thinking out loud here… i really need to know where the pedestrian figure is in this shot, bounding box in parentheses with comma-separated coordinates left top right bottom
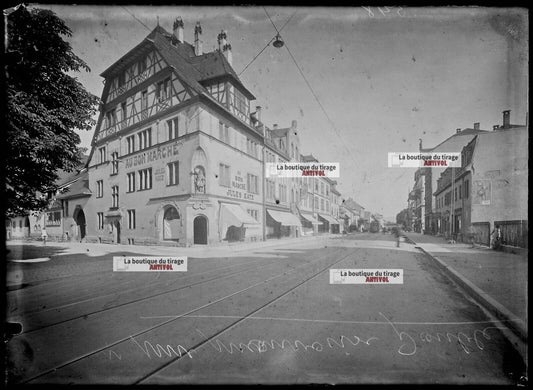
(41, 227, 48, 246)
(394, 226, 402, 247)
(490, 225, 502, 250)
(467, 224, 476, 248)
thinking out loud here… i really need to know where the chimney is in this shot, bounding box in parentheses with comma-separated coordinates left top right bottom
(418, 138, 423, 151)
(222, 31, 232, 65)
(273, 124, 278, 130)
(473, 122, 480, 130)
(173, 17, 184, 43)
(255, 106, 262, 121)
(456, 128, 461, 134)
(194, 22, 203, 56)
(217, 30, 227, 51)
(502, 110, 511, 128)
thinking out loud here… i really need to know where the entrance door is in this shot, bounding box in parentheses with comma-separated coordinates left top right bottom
(75, 209, 86, 240)
(193, 216, 208, 245)
(114, 220, 121, 244)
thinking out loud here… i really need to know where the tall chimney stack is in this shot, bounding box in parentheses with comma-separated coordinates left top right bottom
(473, 122, 480, 130)
(217, 30, 227, 51)
(173, 17, 184, 43)
(502, 110, 511, 128)
(222, 30, 232, 65)
(456, 128, 461, 134)
(273, 124, 278, 130)
(255, 106, 262, 122)
(194, 22, 203, 56)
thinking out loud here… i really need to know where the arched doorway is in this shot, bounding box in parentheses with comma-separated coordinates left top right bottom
(74, 209, 86, 241)
(114, 220, 121, 244)
(163, 206, 181, 241)
(193, 215, 208, 245)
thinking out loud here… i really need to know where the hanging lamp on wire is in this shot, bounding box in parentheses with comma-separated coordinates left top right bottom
(273, 33, 284, 48)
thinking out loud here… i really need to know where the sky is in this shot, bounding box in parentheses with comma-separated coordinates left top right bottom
(31, 5, 528, 221)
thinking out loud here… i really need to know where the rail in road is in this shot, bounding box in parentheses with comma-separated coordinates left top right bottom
(6, 238, 526, 385)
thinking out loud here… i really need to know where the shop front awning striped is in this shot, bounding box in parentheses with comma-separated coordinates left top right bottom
(267, 209, 302, 227)
(221, 203, 259, 226)
(319, 213, 340, 224)
(300, 213, 322, 225)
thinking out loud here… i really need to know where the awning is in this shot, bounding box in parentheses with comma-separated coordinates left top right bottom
(300, 213, 322, 225)
(267, 209, 302, 227)
(319, 213, 340, 224)
(220, 203, 259, 226)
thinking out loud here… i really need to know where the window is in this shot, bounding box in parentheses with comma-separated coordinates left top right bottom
(157, 77, 171, 101)
(138, 128, 152, 150)
(465, 180, 469, 198)
(126, 135, 135, 154)
(219, 164, 230, 187)
(141, 90, 148, 112)
(266, 180, 275, 200)
(315, 180, 319, 192)
(247, 209, 258, 221)
(314, 196, 319, 209)
(138, 58, 146, 74)
(167, 161, 179, 186)
(219, 122, 230, 143)
(279, 184, 287, 203)
(320, 182, 325, 195)
(167, 117, 181, 140)
(247, 174, 259, 194)
(326, 185, 329, 196)
(121, 102, 127, 122)
(63, 200, 69, 218)
(138, 168, 152, 190)
(454, 188, 457, 202)
(111, 152, 119, 175)
(127, 172, 136, 193)
(106, 109, 116, 128)
(459, 184, 462, 199)
(96, 180, 104, 198)
(326, 200, 330, 212)
(112, 186, 119, 208)
(97, 212, 104, 230)
(127, 209, 136, 229)
(99, 146, 107, 164)
(321, 198, 325, 211)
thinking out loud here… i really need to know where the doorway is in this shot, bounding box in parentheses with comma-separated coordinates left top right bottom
(114, 220, 121, 244)
(75, 209, 86, 240)
(193, 216, 208, 245)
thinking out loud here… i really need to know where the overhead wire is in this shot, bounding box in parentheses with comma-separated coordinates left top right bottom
(238, 11, 297, 76)
(261, 7, 354, 160)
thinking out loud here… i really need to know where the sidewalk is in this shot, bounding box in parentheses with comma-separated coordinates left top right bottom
(6, 233, 334, 261)
(404, 232, 528, 342)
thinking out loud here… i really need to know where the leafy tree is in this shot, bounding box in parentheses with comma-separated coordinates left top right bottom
(4, 4, 99, 218)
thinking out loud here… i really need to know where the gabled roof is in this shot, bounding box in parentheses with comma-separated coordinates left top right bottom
(100, 25, 254, 100)
(426, 128, 488, 151)
(56, 171, 91, 199)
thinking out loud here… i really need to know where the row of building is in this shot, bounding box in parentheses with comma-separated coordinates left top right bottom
(7, 18, 375, 246)
(406, 110, 528, 248)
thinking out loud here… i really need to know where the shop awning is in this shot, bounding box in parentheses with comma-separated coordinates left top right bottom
(300, 213, 322, 225)
(267, 209, 302, 227)
(319, 213, 340, 224)
(221, 203, 259, 226)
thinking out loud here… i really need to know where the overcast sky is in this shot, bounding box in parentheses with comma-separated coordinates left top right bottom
(33, 5, 528, 220)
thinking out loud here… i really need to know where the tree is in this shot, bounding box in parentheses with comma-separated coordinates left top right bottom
(4, 5, 99, 218)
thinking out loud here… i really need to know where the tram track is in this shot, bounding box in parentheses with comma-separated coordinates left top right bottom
(20, 247, 349, 383)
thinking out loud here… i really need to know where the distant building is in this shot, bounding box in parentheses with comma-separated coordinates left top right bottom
(433, 112, 527, 247)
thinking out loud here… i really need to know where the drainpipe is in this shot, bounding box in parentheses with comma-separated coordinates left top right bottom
(262, 133, 266, 242)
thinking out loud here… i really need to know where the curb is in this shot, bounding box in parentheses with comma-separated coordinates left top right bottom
(415, 245, 528, 343)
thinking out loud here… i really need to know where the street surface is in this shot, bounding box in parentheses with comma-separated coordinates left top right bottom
(5, 233, 525, 385)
